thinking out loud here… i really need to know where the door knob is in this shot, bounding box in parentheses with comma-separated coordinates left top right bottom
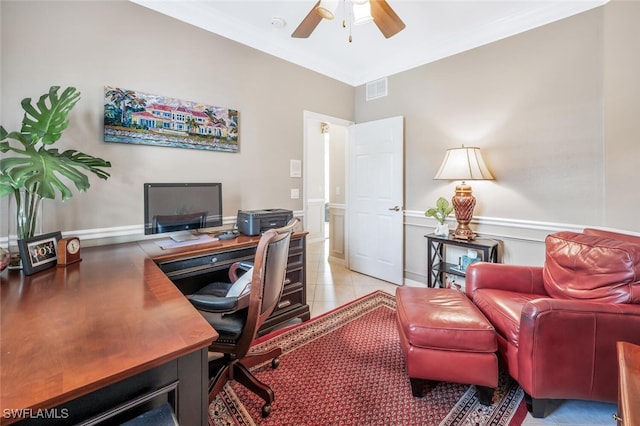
(388, 206, 401, 211)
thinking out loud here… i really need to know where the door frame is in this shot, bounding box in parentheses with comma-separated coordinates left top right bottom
(303, 111, 353, 264)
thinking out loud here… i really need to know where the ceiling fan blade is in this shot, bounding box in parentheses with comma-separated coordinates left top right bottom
(370, 0, 406, 39)
(292, 1, 323, 38)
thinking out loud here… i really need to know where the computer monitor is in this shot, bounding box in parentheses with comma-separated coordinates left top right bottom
(144, 183, 223, 240)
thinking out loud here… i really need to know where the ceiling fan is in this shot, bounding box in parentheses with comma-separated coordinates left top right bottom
(292, 0, 406, 40)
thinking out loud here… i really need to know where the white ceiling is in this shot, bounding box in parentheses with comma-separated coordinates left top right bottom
(130, 0, 607, 87)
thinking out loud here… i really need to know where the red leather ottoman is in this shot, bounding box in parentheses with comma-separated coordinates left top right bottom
(395, 287, 498, 405)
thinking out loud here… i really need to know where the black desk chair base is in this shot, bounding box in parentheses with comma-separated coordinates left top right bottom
(208, 347, 283, 417)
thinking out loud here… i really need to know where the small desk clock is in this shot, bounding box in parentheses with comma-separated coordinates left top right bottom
(57, 237, 82, 266)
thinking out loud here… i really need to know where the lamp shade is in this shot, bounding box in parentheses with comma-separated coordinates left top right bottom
(433, 146, 494, 181)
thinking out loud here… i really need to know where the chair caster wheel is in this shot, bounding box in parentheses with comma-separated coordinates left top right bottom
(272, 357, 280, 369)
(261, 404, 271, 417)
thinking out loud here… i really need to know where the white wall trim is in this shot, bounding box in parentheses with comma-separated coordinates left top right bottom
(328, 256, 346, 265)
(402, 210, 640, 285)
(404, 278, 423, 287)
(404, 209, 586, 242)
(5, 210, 630, 248)
(1, 211, 306, 248)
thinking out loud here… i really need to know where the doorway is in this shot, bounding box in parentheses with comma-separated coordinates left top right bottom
(303, 112, 405, 284)
(303, 111, 351, 264)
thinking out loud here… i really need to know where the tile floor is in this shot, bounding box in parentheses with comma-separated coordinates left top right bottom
(305, 239, 618, 426)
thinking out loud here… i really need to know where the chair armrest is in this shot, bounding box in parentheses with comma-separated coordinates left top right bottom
(523, 297, 640, 319)
(228, 261, 254, 282)
(236, 292, 250, 310)
(517, 299, 640, 401)
(187, 294, 239, 313)
(465, 262, 547, 297)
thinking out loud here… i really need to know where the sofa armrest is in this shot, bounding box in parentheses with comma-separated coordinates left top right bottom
(517, 298, 640, 401)
(465, 262, 547, 297)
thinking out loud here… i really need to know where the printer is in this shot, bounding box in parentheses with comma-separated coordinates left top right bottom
(237, 209, 293, 236)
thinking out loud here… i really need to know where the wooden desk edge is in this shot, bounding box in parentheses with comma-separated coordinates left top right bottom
(617, 341, 640, 426)
(140, 231, 308, 261)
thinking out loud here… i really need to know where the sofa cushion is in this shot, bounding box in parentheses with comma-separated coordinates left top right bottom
(543, 231, 640, 303)
(472, 289, 541, 348)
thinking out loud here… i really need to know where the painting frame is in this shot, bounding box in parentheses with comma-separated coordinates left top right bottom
(103, 86, 238, 153)
(18, 231, 63, 275)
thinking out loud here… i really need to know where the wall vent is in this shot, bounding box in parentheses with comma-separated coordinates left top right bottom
(366, 77, 388, 101)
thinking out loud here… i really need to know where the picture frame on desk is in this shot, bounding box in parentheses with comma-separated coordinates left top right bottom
(18, 231, 62, 275)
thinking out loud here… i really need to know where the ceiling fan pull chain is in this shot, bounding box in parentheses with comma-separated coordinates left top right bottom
(342, 0, 347, 28)
(348, 0, 353, 42)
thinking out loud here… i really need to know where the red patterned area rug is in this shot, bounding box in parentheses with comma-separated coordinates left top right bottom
(209, 290, 527, 426)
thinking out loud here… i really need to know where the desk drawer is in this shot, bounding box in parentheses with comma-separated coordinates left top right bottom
(286, 267, 304, 288)
(273, 282, 304, 314)
(289, 236, 305, 254)
(158, 246, 256, 280)
(287, 252, 304, 271)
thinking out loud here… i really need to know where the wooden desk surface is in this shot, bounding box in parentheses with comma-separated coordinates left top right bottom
(0, 242, 218, 421)
(138, 232, 307, 267)
(138, 233, 265, 261)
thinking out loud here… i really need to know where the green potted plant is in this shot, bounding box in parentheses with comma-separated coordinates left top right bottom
(425, 197, 454, 237)
(1, 86, 112, 267)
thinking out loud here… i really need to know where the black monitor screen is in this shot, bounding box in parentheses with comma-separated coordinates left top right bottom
(143, 183, 223, 236)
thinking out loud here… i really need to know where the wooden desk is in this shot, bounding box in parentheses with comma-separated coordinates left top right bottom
(139, 232, 310, 336)
(616, 341, 640, 426)
(0, 243, 217, 425)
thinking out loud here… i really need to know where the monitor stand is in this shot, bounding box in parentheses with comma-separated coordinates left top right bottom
(170, 231, 199, 243)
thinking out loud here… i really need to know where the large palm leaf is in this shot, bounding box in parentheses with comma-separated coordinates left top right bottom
(0, 86, 111, 201)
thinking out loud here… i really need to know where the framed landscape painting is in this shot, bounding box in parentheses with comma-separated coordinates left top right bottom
(103, 86, 238, 153)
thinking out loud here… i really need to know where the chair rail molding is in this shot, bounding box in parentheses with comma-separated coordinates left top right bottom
(404, 209, 586, 243)
(402, 209, 638, 284)
(4, 211, 306, 248)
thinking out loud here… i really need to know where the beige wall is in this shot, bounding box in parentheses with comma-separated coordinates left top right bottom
(356, 5, 614, 227)
(0, 1, 354, 238)
(603, 0, 640, 229)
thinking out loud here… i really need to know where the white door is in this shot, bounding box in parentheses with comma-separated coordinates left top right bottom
(347, 116, 404, 285)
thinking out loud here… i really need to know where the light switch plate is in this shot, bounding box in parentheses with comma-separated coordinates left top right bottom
(290, 160, 301, 178)
(291, 188, 300, 199)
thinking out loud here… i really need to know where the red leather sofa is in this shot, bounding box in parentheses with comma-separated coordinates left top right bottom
(465, 228, 640, 418)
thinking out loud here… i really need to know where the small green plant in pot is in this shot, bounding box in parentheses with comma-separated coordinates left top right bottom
(425, 197, 454, 237)
(1, 86, 112, 267)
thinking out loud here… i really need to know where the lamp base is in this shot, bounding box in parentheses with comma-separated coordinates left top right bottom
(453, 225, 475, 240)
(452, 182, 476, 240)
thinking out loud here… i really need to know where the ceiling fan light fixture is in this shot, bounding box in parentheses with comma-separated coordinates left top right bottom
(316, 0, 339, 20)
(352, 1, 373, 26)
